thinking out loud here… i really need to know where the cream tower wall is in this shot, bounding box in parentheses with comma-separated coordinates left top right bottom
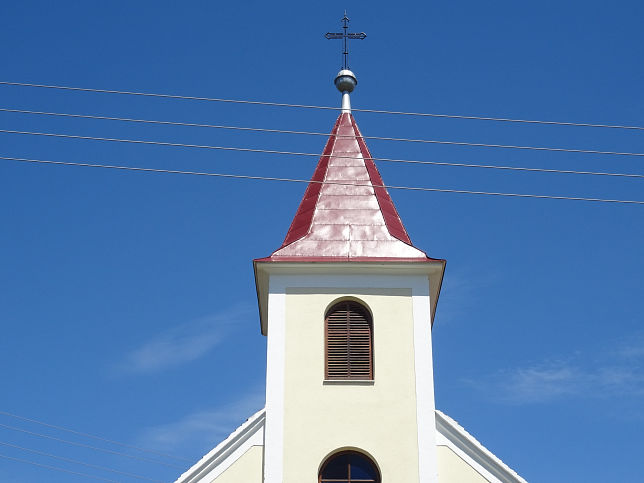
(262, 270, 439, 483)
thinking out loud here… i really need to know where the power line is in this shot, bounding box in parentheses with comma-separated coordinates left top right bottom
(4, 126, 644, 159)
(0, 452, 120, 483)
(2, 128, 644, 180)
(381, 158, 644, 178)
(3, 155, 643, 205)
(0, 410, 191, 463)
(0, 441, 165, 482)
(0, 422, 184, 469)
(2, 80, 643, 131)
(3, 107, 644, 161)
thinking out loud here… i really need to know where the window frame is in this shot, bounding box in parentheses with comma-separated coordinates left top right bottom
(318, 450, 381, 483)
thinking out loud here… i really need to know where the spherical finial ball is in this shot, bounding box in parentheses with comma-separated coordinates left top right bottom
(334, 69, 357, 93)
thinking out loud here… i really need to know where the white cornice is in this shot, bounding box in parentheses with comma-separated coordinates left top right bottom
(255, 260, 445, 276)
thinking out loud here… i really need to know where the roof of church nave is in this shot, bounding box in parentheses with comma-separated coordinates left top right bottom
(174, 408, 527, 483)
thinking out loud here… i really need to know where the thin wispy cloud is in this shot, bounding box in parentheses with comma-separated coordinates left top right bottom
(485, 362, 585, 404)
(115, 306, 252, 374)
(468, 335, 644, 405)
(613, 332, 644, 360)
(136, 388, 265, 455)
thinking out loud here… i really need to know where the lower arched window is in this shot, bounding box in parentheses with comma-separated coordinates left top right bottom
(319, 450, 380, 483)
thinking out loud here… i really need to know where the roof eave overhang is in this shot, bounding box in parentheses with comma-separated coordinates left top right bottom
(253, 257, 446, 336)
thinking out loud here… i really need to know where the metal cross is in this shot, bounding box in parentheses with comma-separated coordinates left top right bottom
(325, 12, 367, 70)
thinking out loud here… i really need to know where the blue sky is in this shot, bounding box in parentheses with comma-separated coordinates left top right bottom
(1, 1, 643, 482)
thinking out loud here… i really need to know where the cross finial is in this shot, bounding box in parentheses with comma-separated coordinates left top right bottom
(325, 12, 366, 70)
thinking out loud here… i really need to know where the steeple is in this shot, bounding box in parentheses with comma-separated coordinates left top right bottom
(176, 22, 525, 483)
(251, 39, 447, 483)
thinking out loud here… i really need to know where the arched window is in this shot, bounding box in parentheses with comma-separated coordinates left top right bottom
(325, 301, 373, 380)
(319, 450, 380, 483)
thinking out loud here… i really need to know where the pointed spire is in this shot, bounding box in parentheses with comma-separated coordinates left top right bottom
(263, 112, 437, 261)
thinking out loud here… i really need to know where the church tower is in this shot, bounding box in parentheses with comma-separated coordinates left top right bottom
(175, 29, 526, 483)
(253, 67, 446, 483)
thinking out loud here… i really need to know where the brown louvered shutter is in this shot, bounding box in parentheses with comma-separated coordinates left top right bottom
(325, 301, 373, 380)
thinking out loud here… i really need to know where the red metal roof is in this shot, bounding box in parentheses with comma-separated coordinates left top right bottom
(262, 112, 437, 262)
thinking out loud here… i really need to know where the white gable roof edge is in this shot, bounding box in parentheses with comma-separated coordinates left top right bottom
(435, 410, 527, 483)
(174, 408, 265, 483)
